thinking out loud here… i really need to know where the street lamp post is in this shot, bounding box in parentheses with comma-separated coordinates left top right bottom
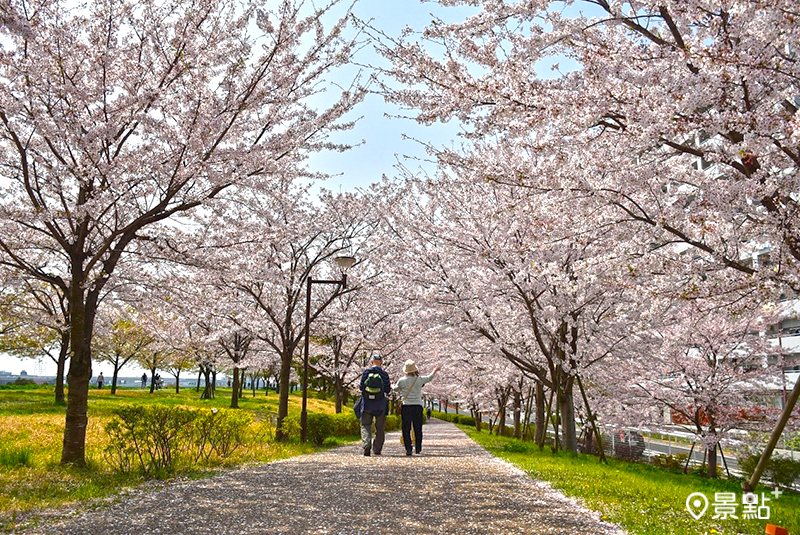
(301, 255, 356, 442)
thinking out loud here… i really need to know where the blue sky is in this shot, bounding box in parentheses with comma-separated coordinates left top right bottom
(306, 0, 479, 193)
(308, 0, 593, 193)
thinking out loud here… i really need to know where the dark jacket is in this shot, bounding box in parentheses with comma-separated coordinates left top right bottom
(360, 366, 391, 415)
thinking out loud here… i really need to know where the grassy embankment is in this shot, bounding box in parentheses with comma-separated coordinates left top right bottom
(0, 384, 345, 531)
(463, 425, 800, 535)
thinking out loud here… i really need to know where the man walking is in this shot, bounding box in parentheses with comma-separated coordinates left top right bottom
(359, 354, 391, 457)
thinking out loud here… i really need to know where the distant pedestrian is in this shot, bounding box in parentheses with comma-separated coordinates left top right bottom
(394, 360, 440, 456)
(97, 372, 104, 389)
(426, 406, 432, 420)
(359, 354, 391, 457)
(141, 373, 147, 388)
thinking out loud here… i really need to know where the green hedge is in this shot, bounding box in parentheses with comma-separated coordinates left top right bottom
(431, 410, 476, 427)
(283, 412, 401, 445)
(0, 381, 49, 390)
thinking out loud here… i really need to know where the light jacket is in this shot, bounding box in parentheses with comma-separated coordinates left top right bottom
(394, 371, 436, 406)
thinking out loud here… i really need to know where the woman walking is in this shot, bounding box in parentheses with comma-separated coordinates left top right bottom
(394, 360, 440, 456)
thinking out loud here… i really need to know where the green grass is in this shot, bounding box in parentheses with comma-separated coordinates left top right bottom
(0, 446, 33, 468)
(0, 385, 340, 532)
(464, 426, 800, 535)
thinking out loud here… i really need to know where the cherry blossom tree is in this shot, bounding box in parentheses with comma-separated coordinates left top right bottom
(366, 0, 799, 464)
(371, 0, 800, 314)
(219, 330, 255, 408)
(0, 277, 70, 403)
(311, 261, 424, 412)
(93, 305, 153, 394)
(377, 174, 643, 452)
(0, 0, 364, 465)
(135, 298, 202, 395)
(176, 184, 377, 438)
(186, 323, 224, 401)
(609, 300, 782, 477)
(162, 350, 195, 394)
(372, 0, 798, 292)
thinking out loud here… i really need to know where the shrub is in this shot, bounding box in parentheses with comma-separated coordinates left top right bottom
(497, 425, 514, 437)
(306, 413, 335, 446)
(194, 409, 252, 460)
(281, 415, 302, 442)
(0, 445, 34, 468)
(739, 454, 800, 488)
(12, 377, 35, 386)
(0, 382, 50, 390)
(309, 390, 333, 401)
(104, 405, 251, 478)
(385, 414, 401, 432)
(283, 413, 358, 445)
(502, 439, 531, 453)
(104, 405, 196, 477)
(282, 411, 401, 445)
(431, 411, 476, 427)
(330, 413, 360, 437)
(651, 453, 689, 472)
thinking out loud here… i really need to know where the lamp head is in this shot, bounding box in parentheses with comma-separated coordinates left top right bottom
(334, 255, 356, 270)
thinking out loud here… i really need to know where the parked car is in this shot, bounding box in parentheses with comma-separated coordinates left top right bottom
(599, 428, 646, 460)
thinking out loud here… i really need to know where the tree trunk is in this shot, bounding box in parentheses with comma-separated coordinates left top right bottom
(174, 370, 180, 394)
(559, 378, 578, 454)
(553, 386, 561, 453)
(60, 279, 97, 466)
(230, 368, 240, 409)
(334, 375, 343, 414)
(497, 398, 507, 436)
(111, 363, 120, 395)
(534, 382, 546, 445)
(61, 368, 90, 466)
(149, 366, 156, 394)
(513, 389, 522, 439)
(521, 386, 534, 441)
(275, 350, 293, 441)
(54, 331, 69, 405)
(585, 426, 595, 454)
(200, 365, 214, 399)
(707, 422, 718, 478)
(196, 370, 201, 392)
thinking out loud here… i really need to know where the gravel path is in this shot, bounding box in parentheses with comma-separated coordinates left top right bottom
(30, 419, 625, 534)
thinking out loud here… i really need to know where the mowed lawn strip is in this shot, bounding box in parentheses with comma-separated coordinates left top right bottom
(463, 426, 800, 535)
(0, 385, 340, 531)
